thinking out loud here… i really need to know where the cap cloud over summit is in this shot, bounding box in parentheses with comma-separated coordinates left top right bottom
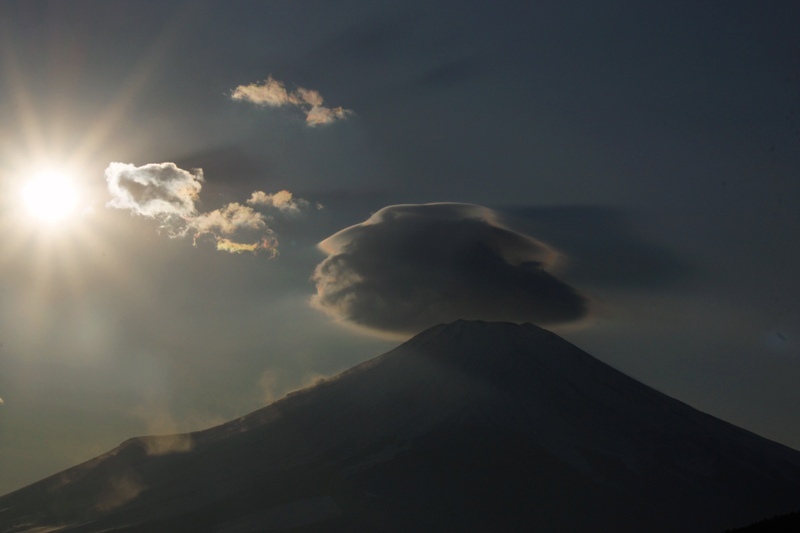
(312, 203, 588, 336)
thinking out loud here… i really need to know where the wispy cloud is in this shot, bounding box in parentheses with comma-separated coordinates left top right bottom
(105, 162, 311, 255)
(188, 202, 264, 236)
(229, 76, 305, 107)
(130, 404, 195, 457)
(231, 76, 353, 126)
(247, 190, 309, 215)
(187, 202, 278, 256)
(93, 472, 146, 512)
(305, 105, 352, 126)
(215, 237, 277, 256)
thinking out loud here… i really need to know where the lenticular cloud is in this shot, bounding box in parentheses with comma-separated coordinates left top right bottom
(311, 203, 589, 337)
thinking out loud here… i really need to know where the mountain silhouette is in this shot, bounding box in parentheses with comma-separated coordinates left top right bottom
(726, 510, 800, 532)
(2, 320, 800, 532)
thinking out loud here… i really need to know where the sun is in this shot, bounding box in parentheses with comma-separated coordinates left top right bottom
(21, 171, 81, 223)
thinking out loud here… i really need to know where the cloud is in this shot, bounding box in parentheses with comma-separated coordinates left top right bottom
(130, 405, 194, 456)
(231, 76, 353, 126)
(305, 105, 352, 126)
(230, 76, 301, 107)
(105, 162, 310, 255)
(311, 203, 588, 337)
(259, 370, 280, 405)
(93, 472, 146, 512)
(247, 190, 309, 215)
(189, 202, 265, 235)
(188, 202, 278, 256)
(296, 87, 323, 107)
(215, 236, 277, 256)
(139, 434, 194, 456)
(105, 162, 203, 222)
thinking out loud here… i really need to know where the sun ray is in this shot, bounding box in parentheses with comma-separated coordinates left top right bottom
(0, 7, 208, 346)
(69, 2, 210, 168)
(0, 30, 47, 162)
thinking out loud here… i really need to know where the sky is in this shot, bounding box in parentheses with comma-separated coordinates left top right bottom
(0, 0, 799, 495)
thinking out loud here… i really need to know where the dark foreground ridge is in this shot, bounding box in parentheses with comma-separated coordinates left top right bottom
(726, 510, 800, 532)
(2, 320, 800, 532)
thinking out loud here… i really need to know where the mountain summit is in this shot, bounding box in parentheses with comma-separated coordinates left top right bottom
(2, 320, 800, 532)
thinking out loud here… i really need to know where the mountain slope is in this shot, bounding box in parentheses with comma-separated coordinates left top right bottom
(727, 511, 800, 532)
(2, 320, 800, 532)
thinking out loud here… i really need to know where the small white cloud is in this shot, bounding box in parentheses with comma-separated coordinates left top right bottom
(104, 162, 309, 256)
(247, 190, 309, 215)
(305, 105, 353, 126)
(105, 162, 203, 221)
(296, 87, 324, 107)
(215, 236, 278, 256)
(188, 202, 278, 256)
(189, 202, 265, 237)
(230, 76, 301, 107)
(231, 76, 353, 127)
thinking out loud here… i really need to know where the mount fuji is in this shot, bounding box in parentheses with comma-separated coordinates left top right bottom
(2, 320, 800, 532)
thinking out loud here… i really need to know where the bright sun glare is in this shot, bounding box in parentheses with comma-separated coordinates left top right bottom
(21, 172, 80, 223)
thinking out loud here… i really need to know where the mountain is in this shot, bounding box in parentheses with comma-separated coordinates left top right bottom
(2, 320, 800, 532)
(727, 511, 800, 532)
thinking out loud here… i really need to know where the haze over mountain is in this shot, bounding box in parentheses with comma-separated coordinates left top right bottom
(2, 321, 799, 532)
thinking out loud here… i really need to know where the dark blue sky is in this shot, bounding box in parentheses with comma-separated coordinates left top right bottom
(0, 0, 798, 494)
